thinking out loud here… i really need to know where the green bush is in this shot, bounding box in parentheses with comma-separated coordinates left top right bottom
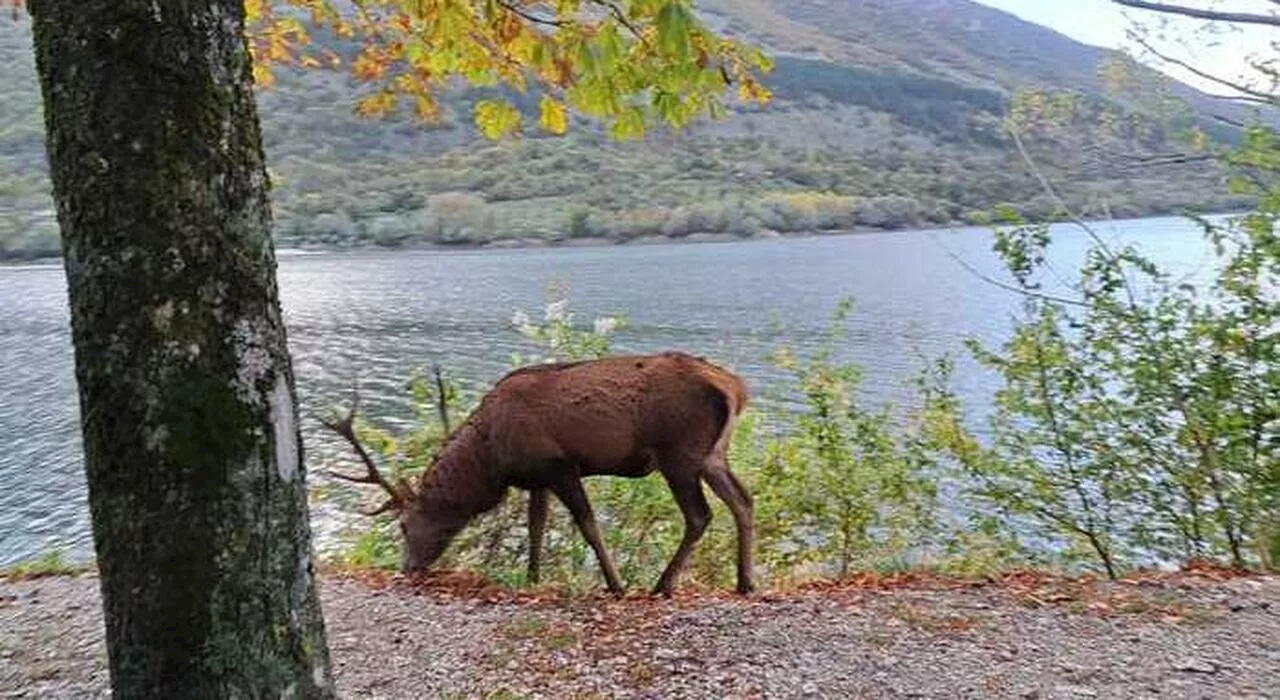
(931, 198, 1277, 575)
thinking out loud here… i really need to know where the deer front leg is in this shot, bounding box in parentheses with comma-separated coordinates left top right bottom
(551, 477, 624, 595)
(653, 471, 712, 597)
(527, 488, 549, 585)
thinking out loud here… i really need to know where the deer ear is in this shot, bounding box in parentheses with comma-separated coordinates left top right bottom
(358, 498, 400, 517)
(393, 477, 416, 502)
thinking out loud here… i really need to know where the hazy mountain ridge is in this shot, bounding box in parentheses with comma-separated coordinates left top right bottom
(0, 1, 1253, 259)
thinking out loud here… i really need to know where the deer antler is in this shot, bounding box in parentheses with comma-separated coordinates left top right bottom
(321, 388, 411, 515)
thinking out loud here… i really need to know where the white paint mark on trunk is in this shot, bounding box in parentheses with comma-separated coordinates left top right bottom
(272, 379, 298, 482)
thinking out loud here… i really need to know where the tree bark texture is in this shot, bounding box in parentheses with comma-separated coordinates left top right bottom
(26, 1, 334, 697)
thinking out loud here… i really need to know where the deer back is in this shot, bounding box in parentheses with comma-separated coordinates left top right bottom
(474, 352, 745, 479)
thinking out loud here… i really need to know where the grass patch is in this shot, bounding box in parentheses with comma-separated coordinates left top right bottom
(0, 550, 91, 580)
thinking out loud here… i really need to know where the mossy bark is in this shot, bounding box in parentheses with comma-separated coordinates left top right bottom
(26, 1, 334, 697)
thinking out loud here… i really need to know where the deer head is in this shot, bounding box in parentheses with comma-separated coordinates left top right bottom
(320, 392, 445, 572)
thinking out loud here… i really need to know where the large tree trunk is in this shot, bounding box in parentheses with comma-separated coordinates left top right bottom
(26, 1, 334, 697)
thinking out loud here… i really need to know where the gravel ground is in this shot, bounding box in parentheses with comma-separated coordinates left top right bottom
(2, 569, 1277, 699)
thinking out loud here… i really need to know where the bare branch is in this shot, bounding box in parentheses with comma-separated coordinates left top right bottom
(1100, 153, 1219, 175)
(1008, 127, 1121, 263)
(495, 0, 570, 28)
(929, 231, 1091, 309)
(1199, 92, 1276, 106)
(587, 0, 647, 43)
(1126, 151, 1217, 165)
(1130, 34, 1277, 105)
(498, 1, 651, 47)
(1111, 0, 1280, 27)
(1078, 141, 1221, 171)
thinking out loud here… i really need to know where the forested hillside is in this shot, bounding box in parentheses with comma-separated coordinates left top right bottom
(0, 0, 1254, 259)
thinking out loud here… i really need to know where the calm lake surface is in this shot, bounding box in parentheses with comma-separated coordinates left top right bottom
(0, 216, 1225, 566)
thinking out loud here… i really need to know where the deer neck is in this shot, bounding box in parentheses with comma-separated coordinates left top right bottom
(415, 425, 506, 525)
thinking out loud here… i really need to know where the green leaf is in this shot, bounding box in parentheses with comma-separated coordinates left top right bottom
(655, 1, 693, 58)
(609, 106, 647, 140)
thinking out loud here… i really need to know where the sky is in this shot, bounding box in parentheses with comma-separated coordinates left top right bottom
(972, 0, 1275, 95)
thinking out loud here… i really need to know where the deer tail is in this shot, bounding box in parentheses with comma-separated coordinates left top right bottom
(694, 359, 749, 457)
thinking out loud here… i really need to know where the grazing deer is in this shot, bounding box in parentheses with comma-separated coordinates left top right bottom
(324, 351, 755, 596)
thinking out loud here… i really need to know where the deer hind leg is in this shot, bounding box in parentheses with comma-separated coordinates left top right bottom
(653, 470, 712, 597)
(527, 488, 549, 585)
(551, 477, 624, 595)
(702, 457, 756, 595)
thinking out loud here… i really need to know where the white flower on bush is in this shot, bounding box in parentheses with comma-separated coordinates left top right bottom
(545, 298, 570, 322)
(510, 310, 539, 340)
(593, 316, 620, 336)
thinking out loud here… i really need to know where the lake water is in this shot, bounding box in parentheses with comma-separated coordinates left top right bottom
(0, 216, 1225, 567)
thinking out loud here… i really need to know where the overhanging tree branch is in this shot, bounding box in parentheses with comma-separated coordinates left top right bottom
(1112, 0, 1280, 27)
(495, 0, 569, 28)
(587, 0, 647, 43)
(929, 232, 1092, 309)
(1130, 34, 1276, 105)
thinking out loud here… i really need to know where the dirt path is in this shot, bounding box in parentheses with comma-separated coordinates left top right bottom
(2, 569, 1277, 699)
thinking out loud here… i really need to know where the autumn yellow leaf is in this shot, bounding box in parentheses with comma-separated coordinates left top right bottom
(609, 106, 646, 140)
(538, 95, 569, 135)
(252, 61, 275, 88)
(352, 51, 388, 81)
(248, 0, 772, 138)
(245, 0, 267, 24)
(354, 91, 397, 118)
(414, 95, 440, 121)
(474, 99, 522, 140)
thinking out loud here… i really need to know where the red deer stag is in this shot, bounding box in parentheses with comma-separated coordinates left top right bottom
(323, 351, 755, 596)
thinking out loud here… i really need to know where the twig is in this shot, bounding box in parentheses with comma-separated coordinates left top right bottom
(1111, 0, 1280, 28)
(587, 0, 648, 45)
(1009, 127, 1120, 263)
(928, 230, 1091, 308)
(1129, 33, 1276, 106)
(495, 0, 570, 28)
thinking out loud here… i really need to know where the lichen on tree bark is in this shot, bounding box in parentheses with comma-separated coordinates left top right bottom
(25, 0, 334, 697)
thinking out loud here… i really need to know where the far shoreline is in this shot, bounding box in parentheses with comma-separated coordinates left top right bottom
(0, 210, 1247, 267)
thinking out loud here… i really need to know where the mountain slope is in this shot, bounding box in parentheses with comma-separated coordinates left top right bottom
(0, 1, 1252, 259)
(701, 0, 1253, 124)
